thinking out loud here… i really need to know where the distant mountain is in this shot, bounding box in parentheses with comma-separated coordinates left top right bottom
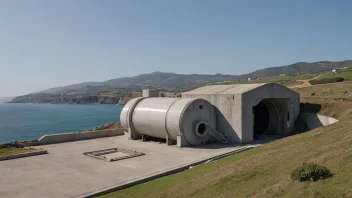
(8, 60, 352, 104)
(37, 60, 352, 95)
(9, 93, 119, 104)
(39, 81, 101, 94)
(39, 71, 240, 94)
(0, 97, 16, 103)
(243, 60, 352, 79)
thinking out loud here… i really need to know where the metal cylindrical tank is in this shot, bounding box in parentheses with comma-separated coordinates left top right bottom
(120, 97, 145, 131)
(132, 98, 179, 139)
(166, 98, 216, 145)
(129, 97, 216, 145)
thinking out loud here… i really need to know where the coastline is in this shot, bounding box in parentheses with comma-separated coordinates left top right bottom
(0, 122, 122, 146)
(8, 94, 134, 105)
(0, 104, 123, 144)
(4, 102, 123, 105)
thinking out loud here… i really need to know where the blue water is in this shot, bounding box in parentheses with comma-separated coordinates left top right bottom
(0, 103, 123, 144)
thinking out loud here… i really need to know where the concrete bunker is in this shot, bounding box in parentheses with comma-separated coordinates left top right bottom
(182, 83, 300, 144)
(121, 83, 300, 147)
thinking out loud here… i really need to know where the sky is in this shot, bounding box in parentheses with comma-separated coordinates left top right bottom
(0, 0, 352, 97)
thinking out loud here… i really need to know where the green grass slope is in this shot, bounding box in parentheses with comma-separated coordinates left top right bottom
(319, 71, 352, 81)
(101, 118, 352, 198)
(243, 73, 319, 85)
(100, 83, 352, 198)
(0, 147, 36, 157)
(294, 81, 352, 102)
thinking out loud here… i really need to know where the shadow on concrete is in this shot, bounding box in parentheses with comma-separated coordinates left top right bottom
(292, 102, 322, 134)
(213, 106, 241, 143)
(303, 113, 338, 130)
(293, 102, 338, 134)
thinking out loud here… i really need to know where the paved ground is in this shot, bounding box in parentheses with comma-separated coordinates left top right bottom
(0, 136, 269, 198)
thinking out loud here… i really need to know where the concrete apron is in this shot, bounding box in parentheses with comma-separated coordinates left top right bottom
(77, 146, 252, 198)
(0, 136, 268, 198)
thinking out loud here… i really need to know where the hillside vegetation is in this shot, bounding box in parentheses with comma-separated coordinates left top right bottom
(309, 77, 344, 85)
(318, 70, 352, 81)
(241, 73, 319, 87)
(238, 70, 352, 88)
(100, 82, 352, 198)
(294, 81, 352, 102)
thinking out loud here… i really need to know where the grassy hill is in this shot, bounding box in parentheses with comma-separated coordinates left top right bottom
(294, 81, 352, 102)
(237, 70, 352, 87)
(99, 82, 352, 198)
(39, 72, 240, 94)
(244, 60, 352, 79)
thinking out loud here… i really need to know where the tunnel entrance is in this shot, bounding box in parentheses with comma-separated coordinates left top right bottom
(252, 98, 291, 139)
(253, 101, 270, 136)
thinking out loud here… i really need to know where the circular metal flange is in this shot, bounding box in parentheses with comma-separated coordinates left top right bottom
(194, 121, 208, 138)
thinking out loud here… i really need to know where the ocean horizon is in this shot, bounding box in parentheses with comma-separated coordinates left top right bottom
(0, 103, 123, 144)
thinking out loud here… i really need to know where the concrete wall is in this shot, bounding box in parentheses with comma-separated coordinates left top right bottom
(35, 128, 125, 145)
(142, 89, 159, 97)
(182, 93, 243, 144)
(303, 113, 338, 130)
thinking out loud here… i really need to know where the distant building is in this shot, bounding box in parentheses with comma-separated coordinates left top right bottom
(158, 92, 181, 98)
(131, 92, 143, 97)
(332, 69, 337, 73)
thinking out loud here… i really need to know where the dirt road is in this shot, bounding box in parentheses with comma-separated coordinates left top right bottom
(288, 75, 321, 88)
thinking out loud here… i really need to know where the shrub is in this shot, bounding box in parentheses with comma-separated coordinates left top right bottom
(291, 163, 332, 182)
(309, 77, 344, 85)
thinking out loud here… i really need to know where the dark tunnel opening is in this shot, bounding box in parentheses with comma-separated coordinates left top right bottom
(197, 123, 207, 135)
(253, 101, 270, 137)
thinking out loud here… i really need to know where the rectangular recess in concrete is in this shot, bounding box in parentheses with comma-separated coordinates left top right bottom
(83, 147, 145, 162)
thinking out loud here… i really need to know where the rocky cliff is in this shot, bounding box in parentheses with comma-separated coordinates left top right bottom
(9, 93, 120, 104)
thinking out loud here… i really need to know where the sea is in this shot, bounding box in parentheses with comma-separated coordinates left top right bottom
(0, 103, 123, 144)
